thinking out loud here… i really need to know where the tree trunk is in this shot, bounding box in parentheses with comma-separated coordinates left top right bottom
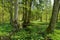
(46, 0, 60, 34)
(23, 0, 27, 28)
(13, 0, 19, 31)
(14, 0, 18, 21)
(40, 13, 42, 22)
(27, 0, 32, 23)
(23, 0, 32, 28)
(2, 0, 4, 24)
(9, 0, 13, 25)
(45, 0, 60, 40)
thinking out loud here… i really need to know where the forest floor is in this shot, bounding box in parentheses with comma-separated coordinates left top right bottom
(0, 22, 60, 40)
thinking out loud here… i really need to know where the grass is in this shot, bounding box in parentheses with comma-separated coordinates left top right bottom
(0, 22, 60, 40)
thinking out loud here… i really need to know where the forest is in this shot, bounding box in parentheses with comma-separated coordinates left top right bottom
(0, 0, 60, 40)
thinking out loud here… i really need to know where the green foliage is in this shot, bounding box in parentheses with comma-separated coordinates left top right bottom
(0, 22, 60, 40)
(0, 0, 60, 40)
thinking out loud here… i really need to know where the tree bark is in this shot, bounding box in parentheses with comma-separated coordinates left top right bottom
(23, 0, 32, 28)
(22, 0, 28, 28)
(9, 0, 13, 25)
(45, 0, 60, 40)
(46, 0, 60, 34)
(13, 0, 19, 31)
(2, 0, 4, 24)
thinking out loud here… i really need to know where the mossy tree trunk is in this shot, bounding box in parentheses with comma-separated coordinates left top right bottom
(46, 0, 60, 34)
(2, 0, 4, 24)
(13, 0, 20, 31)
(9, 0, 13, 25)
(23, 0, 32, 28)
(45, 0, 60, 40)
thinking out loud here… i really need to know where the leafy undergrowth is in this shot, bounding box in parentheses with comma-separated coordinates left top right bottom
(0, 22, 60, 40)
(54, 30, 60, 40)
(0, 23, 13, 36)
(11, 26, 46, 40)
(48, 30, 60, 40)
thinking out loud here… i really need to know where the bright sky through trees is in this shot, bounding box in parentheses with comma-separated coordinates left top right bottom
(51, 0, 54, 5)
